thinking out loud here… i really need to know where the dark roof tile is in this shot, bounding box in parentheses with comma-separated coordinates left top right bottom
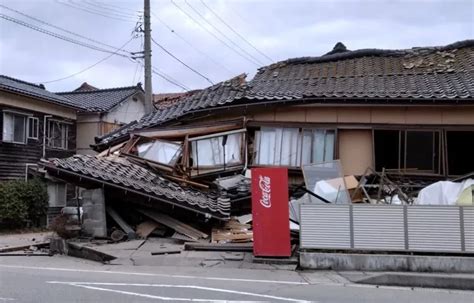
(0, 75, 80, 109)
(57, 84, 143, 112)
(43, 155, 229, 219)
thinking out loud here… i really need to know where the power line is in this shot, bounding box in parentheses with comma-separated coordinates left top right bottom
(42, 37, 136, 84)
(91, 0, 143, 15)
(199, 0, 273, 63)
(0, 3, 131, 56)
(66, 0, 139, 20)
(0, 14, 132, 58)
(151, 11, 235, 76)
(82, 0, 141, 19)
(170, 0, 260, 67)
(55, 0, 136, 23)
(151, 37, 214, 85)
(151, 67, 189, 91)
(183, 0, 264, 66)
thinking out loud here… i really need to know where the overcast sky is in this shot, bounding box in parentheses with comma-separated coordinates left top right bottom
(0, 0, 472, 93)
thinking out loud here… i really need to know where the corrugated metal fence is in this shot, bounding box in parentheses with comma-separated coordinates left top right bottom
(300, 204, 474, 253)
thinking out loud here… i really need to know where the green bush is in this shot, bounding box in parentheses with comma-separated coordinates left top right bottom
(0, 178, 48, 228)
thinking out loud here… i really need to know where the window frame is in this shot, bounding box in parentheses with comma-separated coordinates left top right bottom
(2, 111, 28, 144)
(189, 129, 246, 171)
(373, 128, 442, 175)
(47, 119, 69, 150)
(27, 116, 39, 140)
(253, 127, 336, 168)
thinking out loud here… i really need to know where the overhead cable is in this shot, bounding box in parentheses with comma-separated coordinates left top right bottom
(0, 14, 132, 57)
(41, 37, 136, 84)
(151, 37, 214, 85)
(55, 0, 136, 23)
(0, 3, 130, 55)
(183, 0, 264, 66)
(199, 0, 273, 63)
(151, 11, 235, 76)
(170, 0, 260, 67)
(82, 0, 141, 19)
(151, 67, 189, 91)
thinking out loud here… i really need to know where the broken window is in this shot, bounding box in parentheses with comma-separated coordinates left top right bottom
(190, 132, 244, 168)
(136, 139, 182, 166)
(447, 131, 474, 176)
(254, 127, 335, 167)
(374, 129, 440, 174)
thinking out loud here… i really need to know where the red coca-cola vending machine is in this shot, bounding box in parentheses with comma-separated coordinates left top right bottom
(251, 167, 291, 257)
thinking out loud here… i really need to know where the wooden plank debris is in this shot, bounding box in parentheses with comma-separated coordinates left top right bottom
(137, 209, 208, 241)
(136, 220, 161, 238)
(151, 249, 181, 255)
(106, 206, 137, 239)
(211, 218, 253, 243)
(0, 242, 49, 253)
(184, 242, 252, 252)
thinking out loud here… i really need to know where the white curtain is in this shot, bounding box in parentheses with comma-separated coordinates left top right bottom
(138, 140, 182, 165)
(256, 127, 335, 166)
(192, 133, 243, 167)
(2, 113, 14, 142)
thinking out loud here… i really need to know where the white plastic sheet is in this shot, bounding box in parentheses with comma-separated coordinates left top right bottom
(416, 179, 474, 205)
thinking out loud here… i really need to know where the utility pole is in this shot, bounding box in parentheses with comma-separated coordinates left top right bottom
(143, 0, 153, 114)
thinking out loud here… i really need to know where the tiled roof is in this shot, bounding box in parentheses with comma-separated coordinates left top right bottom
(246, 40, 474, 101)
(57, 84, 143, 112)
(96, 40, 474, 147)
(0, 75, 80, 109)
(96, 74, 247, 145)
(43, 155, 230, 219)
(153, 90, 202, 109)
(74, 82, 99, 92)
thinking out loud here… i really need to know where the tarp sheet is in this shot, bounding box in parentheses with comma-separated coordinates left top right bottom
(416, 179, 474, 205)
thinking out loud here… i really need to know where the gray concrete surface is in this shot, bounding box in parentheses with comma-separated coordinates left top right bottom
(300, 252, 474, 273)
(0, 255, 473, 302)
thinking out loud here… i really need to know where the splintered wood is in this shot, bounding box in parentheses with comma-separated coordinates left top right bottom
(211, 218, 253, 243)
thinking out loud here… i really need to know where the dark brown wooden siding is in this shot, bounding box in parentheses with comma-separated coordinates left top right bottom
(0, 105, 76, 180)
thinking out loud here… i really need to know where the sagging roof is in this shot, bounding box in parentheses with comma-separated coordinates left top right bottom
(153, 92, 198, 109)
(96, 74, 247, 146)
(0, 75, 80, 109)
(57, 83, 144, 112)
(246, 40, 474, 100)
(42, 155, 230, 219)
(95, 40, 474, 148)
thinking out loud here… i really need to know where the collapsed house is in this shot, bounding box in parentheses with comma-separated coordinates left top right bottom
(39, 40, 474, 253)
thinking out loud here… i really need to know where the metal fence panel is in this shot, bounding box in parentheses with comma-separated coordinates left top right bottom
(464, 207, 474, 252)
(300, 204, 350, 249)
(407, 206, 461, 252)
(353, 205, 405, 250)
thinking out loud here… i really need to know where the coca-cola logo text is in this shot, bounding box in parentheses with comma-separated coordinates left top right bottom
(259, 175, 271, 208)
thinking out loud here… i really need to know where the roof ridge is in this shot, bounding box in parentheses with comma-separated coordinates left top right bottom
(0, 74, 44, 89)
(265, 39, 474, 69)
(57, 84, 142, 95)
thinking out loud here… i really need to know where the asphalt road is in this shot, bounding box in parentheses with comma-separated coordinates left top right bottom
(0, 256, 472, 302)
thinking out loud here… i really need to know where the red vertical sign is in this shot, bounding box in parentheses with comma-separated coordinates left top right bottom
(251, 167, 291, 257)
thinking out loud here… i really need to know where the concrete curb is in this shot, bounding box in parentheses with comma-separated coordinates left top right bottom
(300, 252, 474, 273)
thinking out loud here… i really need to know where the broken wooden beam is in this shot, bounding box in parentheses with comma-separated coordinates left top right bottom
(0, 242, 49, 253)
(136, 220, 161, 238)
(137, 208, 208, 241)
(106, 206, 137, 240)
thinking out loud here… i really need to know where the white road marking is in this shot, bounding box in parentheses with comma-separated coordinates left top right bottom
(0, 264, 307, 285)
(0, 298, 15, 301)
(48, 281, 312, 302)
